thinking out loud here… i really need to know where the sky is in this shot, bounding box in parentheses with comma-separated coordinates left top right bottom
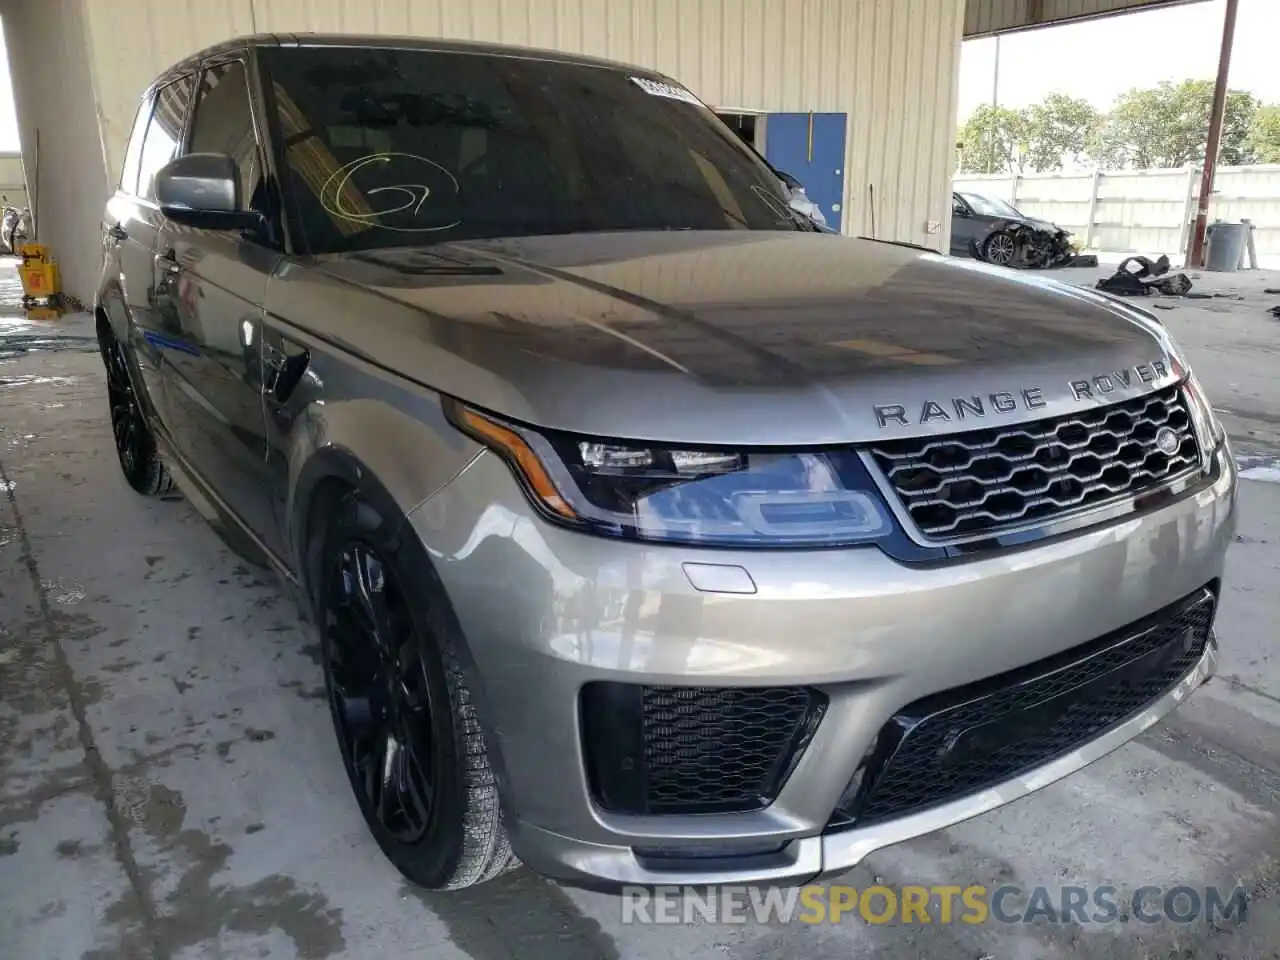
(958, 0, 1280, 120)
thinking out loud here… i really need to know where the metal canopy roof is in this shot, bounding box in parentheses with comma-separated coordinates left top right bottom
(964, 0, 1209, 39)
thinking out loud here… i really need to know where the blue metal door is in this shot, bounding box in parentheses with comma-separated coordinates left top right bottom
(765, 113, 847, 231)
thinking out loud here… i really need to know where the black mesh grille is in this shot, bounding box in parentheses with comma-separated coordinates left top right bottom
(830, 589, 1214, 830)
(643, 686, 814, 811)
(871, 385, 1200, 540)
(582, 684, 825, 815)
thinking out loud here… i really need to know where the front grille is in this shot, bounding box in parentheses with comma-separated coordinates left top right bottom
(870, 385, 1200, 541)
(827, 588, 1214, 831)
(581, 683, 826, 815)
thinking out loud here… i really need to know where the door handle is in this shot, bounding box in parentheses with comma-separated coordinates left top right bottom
(263, 343, 286, 380)
(107, 223, 128, 241)
(264, 342, 310, 404)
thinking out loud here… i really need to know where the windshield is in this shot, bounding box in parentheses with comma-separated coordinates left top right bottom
(259, 47, 812, 255)
(960, 193, 1022, 218)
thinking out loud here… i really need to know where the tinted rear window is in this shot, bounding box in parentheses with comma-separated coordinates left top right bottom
(259, 46, 810, 255)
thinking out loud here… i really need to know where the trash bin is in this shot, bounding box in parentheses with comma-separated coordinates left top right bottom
(1204, 221, 1249, 272)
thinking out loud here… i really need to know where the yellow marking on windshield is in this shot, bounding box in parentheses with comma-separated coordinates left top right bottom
(274, 84, 373, 238)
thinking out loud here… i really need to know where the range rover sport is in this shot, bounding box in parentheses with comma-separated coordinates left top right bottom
(95, 34, 1236, 891)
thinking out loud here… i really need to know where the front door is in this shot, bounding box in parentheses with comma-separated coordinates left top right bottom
(115, 74, 197, 430)
(950, 194, 981, 256)
(765, 113, 847, 231)
(153, 56, 282, 553)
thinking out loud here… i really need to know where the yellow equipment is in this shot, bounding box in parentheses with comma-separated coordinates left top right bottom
(24, 305, 64, 322)
(17, 242, 61, 303)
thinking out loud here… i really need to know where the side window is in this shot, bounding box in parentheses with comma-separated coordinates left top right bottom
(138, 75, 195, 202)
(188, 60, 264, 213)
(119, 97, 153, 195)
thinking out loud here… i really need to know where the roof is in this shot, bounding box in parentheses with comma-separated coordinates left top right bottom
(152, 32, 660, 89)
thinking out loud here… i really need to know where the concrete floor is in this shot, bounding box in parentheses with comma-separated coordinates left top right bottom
(1, 262, 1278, 960)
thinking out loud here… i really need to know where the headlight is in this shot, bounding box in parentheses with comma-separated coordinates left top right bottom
(446, 401, 894, 547)
(1184, 373, 1225, 453)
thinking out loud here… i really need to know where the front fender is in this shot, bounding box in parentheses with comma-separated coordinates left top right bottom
(283, 392, 482, 588)
(279, 396, 520, 808)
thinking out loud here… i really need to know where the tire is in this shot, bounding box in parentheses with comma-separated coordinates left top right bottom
(316, 492, 516, 890)
(98, 326, 174, 497)
(981, 230, 1017, 267)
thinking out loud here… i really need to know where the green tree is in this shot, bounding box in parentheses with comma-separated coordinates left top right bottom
(1022, 93, 1099, 171)
(1248, 104, 1280, 163)
(956, 104, 1030, 174)
(1087, 80, 1258, 168)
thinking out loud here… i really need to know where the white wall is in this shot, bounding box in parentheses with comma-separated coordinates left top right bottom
(2, 0, 968, 302)
(955, 165, 1280, 264)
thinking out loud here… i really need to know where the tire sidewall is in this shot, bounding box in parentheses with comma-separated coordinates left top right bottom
(984, 230, 1015, 266)
(316, 495, 471, 886)
(99, 331, 166, 495)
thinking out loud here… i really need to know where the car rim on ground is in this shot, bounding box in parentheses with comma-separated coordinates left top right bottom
(985, 232, 1015, 265)
(323, 541, 438, 843)
(105, 339, 143, 477)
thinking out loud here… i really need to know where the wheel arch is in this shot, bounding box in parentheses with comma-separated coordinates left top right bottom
(294, 444, 513, 810)
(95, 263, 130, 345)
(292, 447, 407, 612)
(282, 392, 482, 604)
(95, 305, 113, 343)
(94, 303, 159, 425)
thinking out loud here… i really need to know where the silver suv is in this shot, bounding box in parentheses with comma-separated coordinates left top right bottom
(96, 35, 1236, 892)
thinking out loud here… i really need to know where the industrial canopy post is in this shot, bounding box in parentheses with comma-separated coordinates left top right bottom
(1188, 0, 1240, 268)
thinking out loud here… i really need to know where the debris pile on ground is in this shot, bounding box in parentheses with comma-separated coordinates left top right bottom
(1095, 255, 1193, 297)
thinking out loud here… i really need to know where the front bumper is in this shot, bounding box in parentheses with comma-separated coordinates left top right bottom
(407, 444, 1236, 890)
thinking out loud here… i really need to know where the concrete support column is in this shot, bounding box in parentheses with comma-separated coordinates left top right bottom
(1, 0, 110, 302)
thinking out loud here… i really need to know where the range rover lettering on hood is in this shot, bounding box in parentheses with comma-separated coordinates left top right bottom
(873, 360, 1170, 428)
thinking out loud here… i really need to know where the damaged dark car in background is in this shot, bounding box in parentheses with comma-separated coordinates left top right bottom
(950, 191, 1075, 270)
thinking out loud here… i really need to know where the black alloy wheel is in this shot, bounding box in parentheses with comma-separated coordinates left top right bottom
(983, 230, 1016, 266)
(315, 493, 516, 889)
(322, 539, 440, 843)
(101, 332, 172, 496)
(105, 337, 143, 478)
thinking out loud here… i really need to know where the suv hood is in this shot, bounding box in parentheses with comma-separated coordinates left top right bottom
(306, 231, 1183, 445)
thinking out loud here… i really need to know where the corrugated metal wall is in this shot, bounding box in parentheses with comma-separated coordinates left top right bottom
(6, 0, 967, 300)
(81, 0, 259, 198)
(964, 0, 1202, 38)
(82, 0, 965, 246)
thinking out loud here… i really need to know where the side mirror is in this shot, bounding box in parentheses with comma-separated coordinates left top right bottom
(156, 153, 262, 231)
(776, 170, 803, 192)
(952, 202, 969, 218)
